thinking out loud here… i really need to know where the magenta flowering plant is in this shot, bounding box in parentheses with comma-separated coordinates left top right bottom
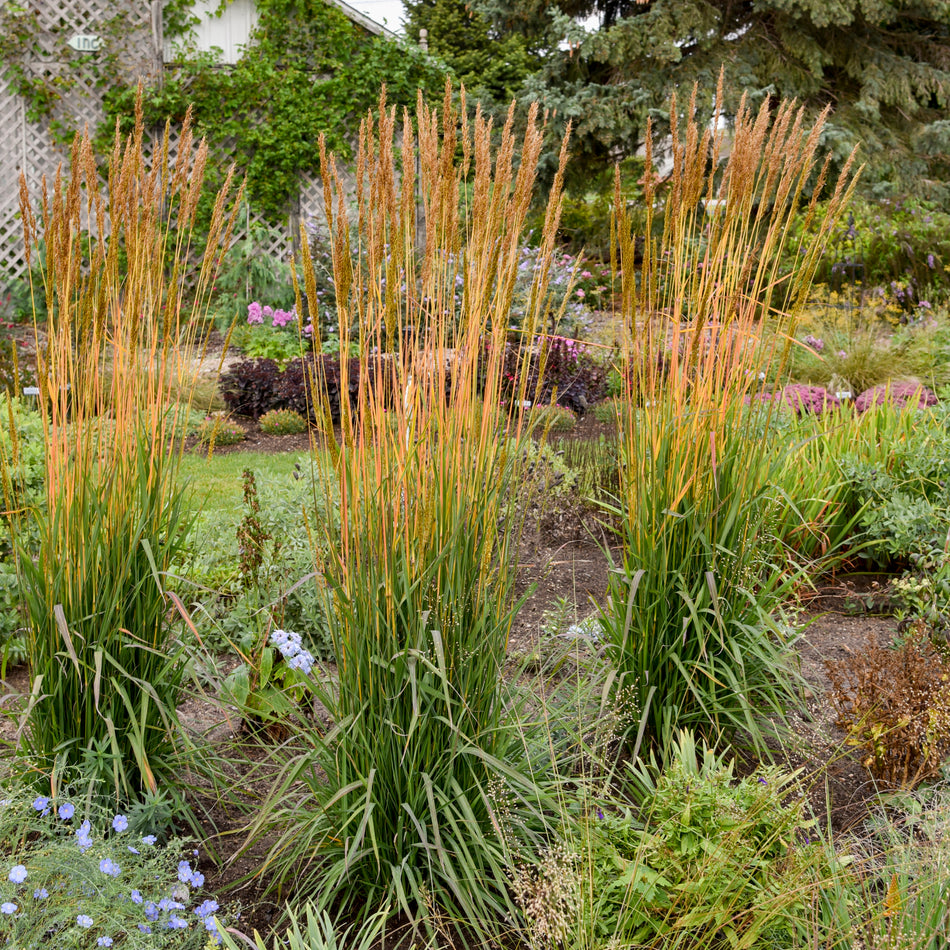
(237, 301, 311, 364)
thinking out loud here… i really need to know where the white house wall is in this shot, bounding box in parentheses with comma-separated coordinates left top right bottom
(166, 0, 260, 65)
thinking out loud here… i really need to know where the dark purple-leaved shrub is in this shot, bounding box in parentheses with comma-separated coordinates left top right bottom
(276, 356, 344, 423)
(854, 383, 938, 413)
(274, 355, 406, 423)
(219, 358, 283, 418)
(492, 337, 610, 414)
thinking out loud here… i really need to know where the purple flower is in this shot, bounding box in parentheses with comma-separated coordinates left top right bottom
(75, 820, 93, 852)
(1, 902, 16, 914)
(112, 814, 129, 833)
(138, 924, 152, 934)
(177, 860, 193, 884)
(8, 865, 26, 884)
(247, 302, 263, 325)
(927, 253, 936, 269)
(33, 888, 48, 899)
(130, 890, 143, 904)
(803, 334, 824, 353)
(286, 649, 315, 675)
(77, 914, 93, 927)
(141, 835, 157, 846)
(32, 796, 50, 815)
(99, 858, 121, 878)
(854, 383, 938, 413)
(97, 938, 114, 947)
(195, 899, 220, 919)
(165, 915, 189, 930)
(189, 870, 205, 888)
(58, 802, 75, 820)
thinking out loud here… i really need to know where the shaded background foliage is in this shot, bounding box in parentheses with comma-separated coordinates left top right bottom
(407, 0, 950, 203)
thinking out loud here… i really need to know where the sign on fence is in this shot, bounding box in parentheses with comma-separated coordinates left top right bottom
(67, 34, 102, 52)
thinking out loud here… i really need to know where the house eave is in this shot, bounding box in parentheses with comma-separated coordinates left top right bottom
(325, 0, 398, 40)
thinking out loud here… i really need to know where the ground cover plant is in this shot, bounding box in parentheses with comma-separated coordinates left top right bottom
(553, 731, 831, 949)
(0, 787, 233, 947)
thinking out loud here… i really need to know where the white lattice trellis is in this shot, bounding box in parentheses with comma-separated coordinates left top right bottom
(0, 1, 308, 290)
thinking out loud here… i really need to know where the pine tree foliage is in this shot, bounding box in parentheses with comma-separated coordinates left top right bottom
(468, 0, 950, 198)
(403, 0, 540, 103)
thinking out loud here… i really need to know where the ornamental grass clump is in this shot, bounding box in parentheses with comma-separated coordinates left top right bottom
(249, 85, 571, 938)
(12, 100, 240, 811)
(602, 77, 859, 757)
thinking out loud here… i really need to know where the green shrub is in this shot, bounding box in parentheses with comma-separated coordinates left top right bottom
(832, 403, 950, 565)
(554, 732, 826, 949)
(784, 196, 950, 308)
(526, 403, 576, 433)
(0, 393, 45, 511)
(891, 548, 950, 637)
(556, 433, 621, 507)
(195, 415, 246, 447)
(0, 395, 46, 670)
(258, 408, 307, 435)
(593, 396, 623, 424)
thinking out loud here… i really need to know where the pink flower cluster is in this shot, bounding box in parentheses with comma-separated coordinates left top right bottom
(247, 301, 297, 328)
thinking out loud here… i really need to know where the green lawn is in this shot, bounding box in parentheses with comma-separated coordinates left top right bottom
(179, 449, 320, 519)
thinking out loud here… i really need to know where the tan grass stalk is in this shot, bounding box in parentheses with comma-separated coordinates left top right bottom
(261, 84, 573, 931)
(604, 79, 861, 754)
(15, 92, 241, 807)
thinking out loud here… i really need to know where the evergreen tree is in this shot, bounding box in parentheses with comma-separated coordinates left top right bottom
(471, 0, 950, 200)
(404, 0, 540, 104)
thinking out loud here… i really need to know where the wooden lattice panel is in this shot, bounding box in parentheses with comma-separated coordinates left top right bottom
(1, 2, 313, 291)
(297, 171, 326, 231)
(0, 69, 71, 282)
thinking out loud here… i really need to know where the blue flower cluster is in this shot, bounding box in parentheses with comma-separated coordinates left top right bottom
(0, 796, 229, 945)
(271, 628, 315, 675)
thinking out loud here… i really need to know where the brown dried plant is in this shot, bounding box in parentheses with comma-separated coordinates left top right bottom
(826, 631, 950, 787)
